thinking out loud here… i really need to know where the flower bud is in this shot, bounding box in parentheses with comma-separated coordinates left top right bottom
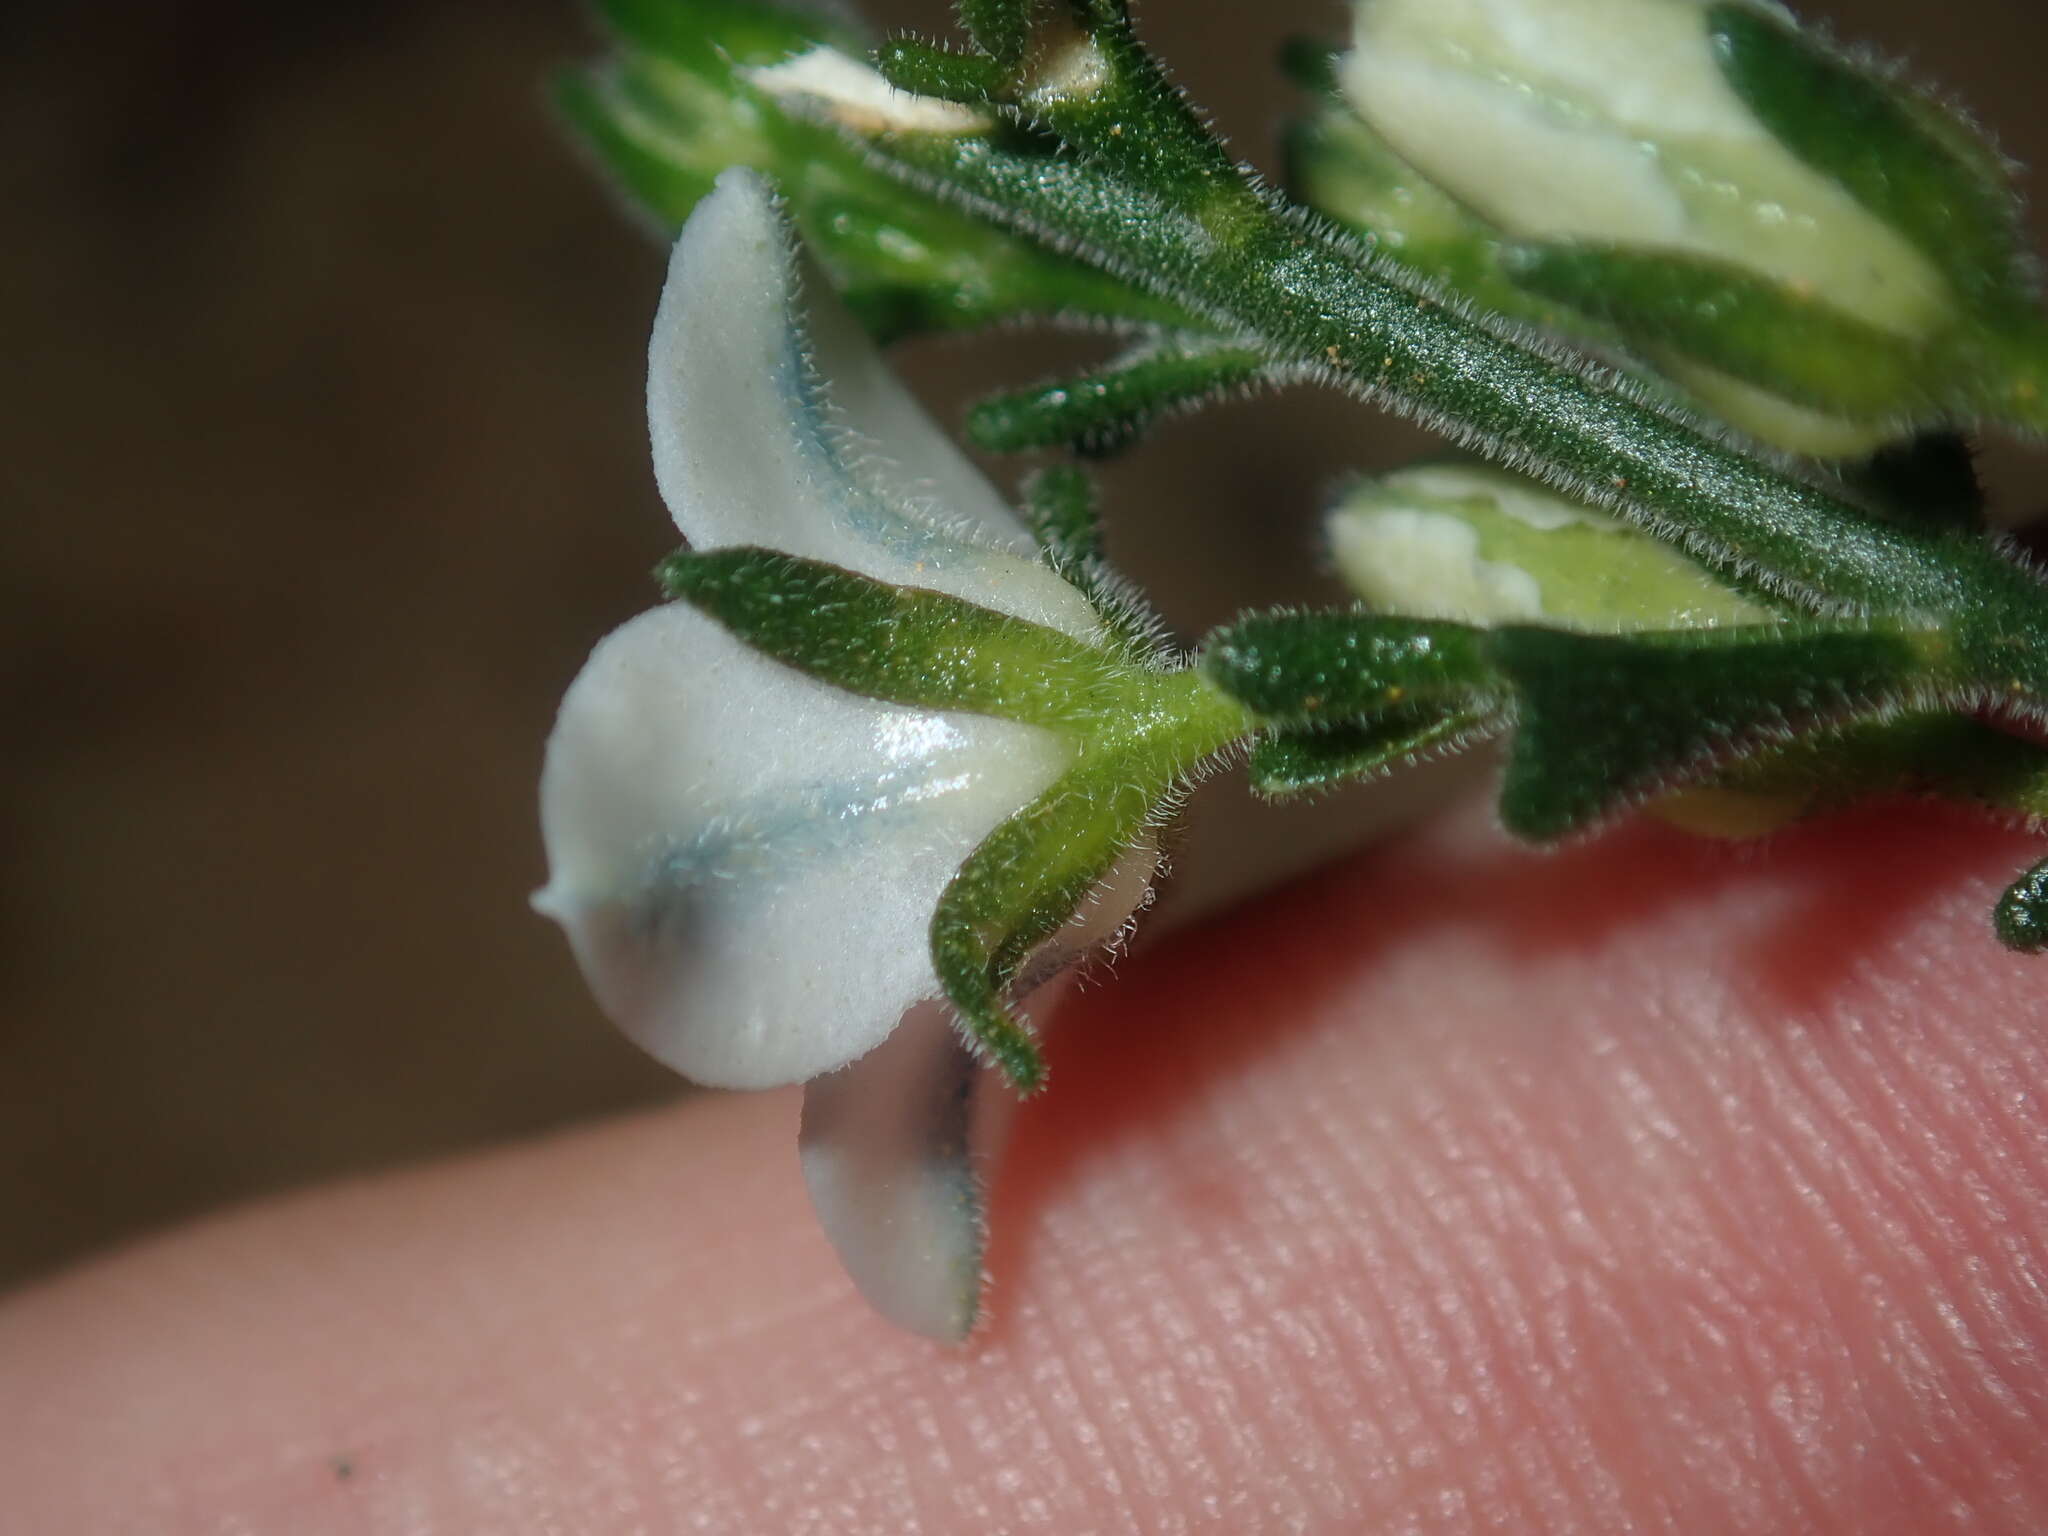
(562, 0, 1183, 338)
(1318, 0, 2047, 454)
(1327, 462, 1829, 836)
(1327, 462, 1773, 632)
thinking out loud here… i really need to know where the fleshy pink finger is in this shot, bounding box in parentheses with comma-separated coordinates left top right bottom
(5, 799, 2048, 1533)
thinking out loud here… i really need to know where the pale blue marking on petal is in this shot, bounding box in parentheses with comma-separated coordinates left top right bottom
(648, 170, 1105, 641)
(800, 1000, 987, 1342)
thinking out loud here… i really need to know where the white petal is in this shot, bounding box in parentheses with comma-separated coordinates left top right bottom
(745, 46, 993, 136)
(647, 169, 1104, 641)
(1343, 0, 1947, 336)
(799, 1001, 985, 1342)
(534, 604, 1071, 1089)
(1329, 505, 1548, 625)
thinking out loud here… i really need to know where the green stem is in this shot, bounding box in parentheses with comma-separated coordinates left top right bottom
(872, 135, 2048, 697)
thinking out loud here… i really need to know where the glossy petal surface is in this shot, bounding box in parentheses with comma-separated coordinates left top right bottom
(534, 605, 1069, 1089)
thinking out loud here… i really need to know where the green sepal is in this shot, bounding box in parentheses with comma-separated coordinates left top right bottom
(1020, 464, 1103, 566)
(1285, 108, 1616, 344)
(658, 547, 1124, 730)
(1201, 611, 1498, 727)
(874, 37, 1008, 103)
(957, 0, 1036, 71)
(596, 0, 851, 76)
(1019, 466, 1170, 659)
(968, 338, 1271, 454)
(1503, 243, 1929, 418)
(1276, 36, 1341, 97)
(568, 0, 1192, 340)
(1699, 709, 2048, 812)
(1707, 2, 2033, 317)
(1250, 705, 1501, 798)
(931, 756, 1159, 1092)
(1491, 621, 1951, 840)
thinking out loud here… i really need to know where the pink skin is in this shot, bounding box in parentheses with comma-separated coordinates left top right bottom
(5, 797, 2048, 1533)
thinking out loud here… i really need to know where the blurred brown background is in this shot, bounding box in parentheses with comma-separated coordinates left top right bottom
(4, 0, 2044, 1290)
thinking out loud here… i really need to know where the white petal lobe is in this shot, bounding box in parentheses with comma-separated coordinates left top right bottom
(535, 604, 1071, 1089)
(800, 1001, 986, 1343)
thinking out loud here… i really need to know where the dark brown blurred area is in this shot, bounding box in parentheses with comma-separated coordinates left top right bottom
(3, 0, 2043, 1290)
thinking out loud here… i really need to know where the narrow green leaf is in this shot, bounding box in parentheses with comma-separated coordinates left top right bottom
(931, 757, 1160, 1092)
(968, 338, 1270, 454)
(1504, 242, 1930, 417)
(958, 0, 1035, 70)
(1249, 705, 1500, 797)
(1202, 612, 1498, 727)
(1708, 3, 2032, 316)
(1492, 621, 1952, 839)
(1702, 710, 2048, 812)
(874, 38, 1008, 103)
(596, 0, 844, 75)
(659, 547, 1125, 729)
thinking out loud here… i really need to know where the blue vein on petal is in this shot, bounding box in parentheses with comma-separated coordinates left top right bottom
(630, 715, 980, 935)
(773, 289, 1002, 570)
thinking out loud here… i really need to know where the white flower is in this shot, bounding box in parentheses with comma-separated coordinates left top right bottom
(533, 170, 1152, 1340)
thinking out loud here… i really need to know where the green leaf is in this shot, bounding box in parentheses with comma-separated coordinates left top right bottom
(569, 1, 1195, 339)
(658, 547, 1126, 729)
(1019, 467, 1170, 659)
(968, 337, 1271, 454)
(1010, 0, 1256, 222)
(1708, 2, 2032, 317)
(874, 37, 1008, 103)
(1201, 611, 1498, 727)
(1491, 621, 1953, 839)
(1503, 242, 1931, 417)
(1249, 705, 1500, 797)
(931, 756, 1159, 1091)
(957, 0, 1036, 70)
(597, 0, 845, 75)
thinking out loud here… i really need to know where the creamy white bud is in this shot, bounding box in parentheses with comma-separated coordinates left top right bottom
(1341, 0, 1950, 342)
(538, 172, 1160, 1338)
